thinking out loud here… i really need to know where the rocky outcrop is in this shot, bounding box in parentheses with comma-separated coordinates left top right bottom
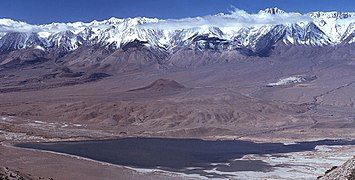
(0, 166, 32, 180)
(319, 157, 355, 180)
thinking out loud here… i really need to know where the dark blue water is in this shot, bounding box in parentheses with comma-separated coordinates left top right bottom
(16, 138, 355, 178)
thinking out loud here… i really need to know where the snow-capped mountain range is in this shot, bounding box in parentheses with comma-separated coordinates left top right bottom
(0, 8, 354, 55)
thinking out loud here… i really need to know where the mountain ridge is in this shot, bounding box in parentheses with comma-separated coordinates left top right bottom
(0, 8, 353, 53)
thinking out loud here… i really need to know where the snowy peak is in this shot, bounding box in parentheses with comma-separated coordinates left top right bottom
(0, 32, 47, 54)
(308, 11, 354, 19)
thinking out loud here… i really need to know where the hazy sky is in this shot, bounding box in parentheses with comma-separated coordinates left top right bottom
(1, 0, 354, 24)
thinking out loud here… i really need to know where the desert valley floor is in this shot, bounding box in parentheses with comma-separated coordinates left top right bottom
(0, 44, 354, 179)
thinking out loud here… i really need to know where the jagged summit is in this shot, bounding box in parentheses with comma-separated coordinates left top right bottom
(259, 7, 286, 14)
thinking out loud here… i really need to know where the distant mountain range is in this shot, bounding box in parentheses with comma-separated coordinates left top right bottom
(0, 8, 354, 70)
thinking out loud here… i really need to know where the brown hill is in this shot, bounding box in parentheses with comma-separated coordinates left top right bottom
(128, 79, 186, 92)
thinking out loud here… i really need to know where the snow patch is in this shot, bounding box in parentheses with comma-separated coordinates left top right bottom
(32, 120, 84, 128)
(34, 45, 45, 51)
(267, 76, 305, 86)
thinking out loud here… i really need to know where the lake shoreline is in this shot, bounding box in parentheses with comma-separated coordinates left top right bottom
(12, 138, 355, 179)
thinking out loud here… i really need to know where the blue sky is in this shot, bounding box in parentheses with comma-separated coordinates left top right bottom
(1, 0, 354, 24)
